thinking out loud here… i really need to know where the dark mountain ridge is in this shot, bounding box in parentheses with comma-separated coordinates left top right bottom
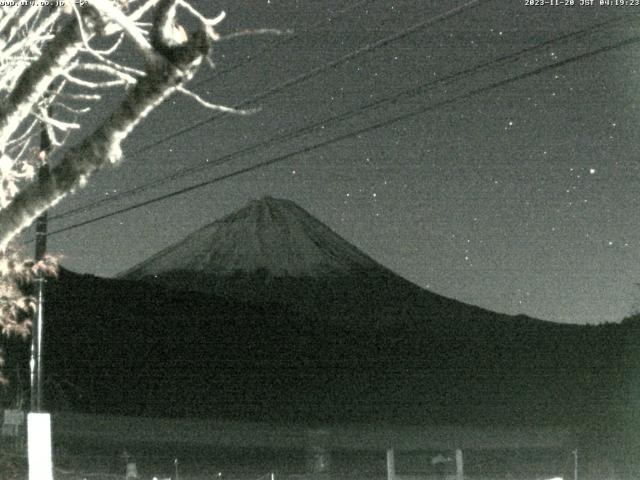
(35, 268, 637, 430)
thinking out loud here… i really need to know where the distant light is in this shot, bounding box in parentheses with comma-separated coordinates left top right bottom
(589, 168, 596, 174)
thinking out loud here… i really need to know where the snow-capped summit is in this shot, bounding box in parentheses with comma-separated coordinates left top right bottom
(121, 196, 384, 279)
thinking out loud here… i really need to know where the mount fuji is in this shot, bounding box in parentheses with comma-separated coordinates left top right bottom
(119, 196, 477, 321)
(122, 196, 383, 279)
(11, 197, 638, 430)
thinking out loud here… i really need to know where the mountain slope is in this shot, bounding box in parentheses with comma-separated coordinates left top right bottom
(122, 197, 383, 279)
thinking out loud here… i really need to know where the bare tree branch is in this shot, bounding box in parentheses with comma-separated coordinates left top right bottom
(0, 10, 100, 149)
(0, 0, 212, 248)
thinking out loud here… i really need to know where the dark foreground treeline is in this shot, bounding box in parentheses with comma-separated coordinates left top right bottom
(3, 267, 640, 439)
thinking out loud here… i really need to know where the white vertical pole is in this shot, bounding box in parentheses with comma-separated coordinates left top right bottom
(386, 448, 396, 480)
(27, 413, 53, 480)
(455, 448, 463, 480)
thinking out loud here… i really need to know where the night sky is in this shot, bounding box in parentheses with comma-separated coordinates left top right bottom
(25, 0, 640, 324)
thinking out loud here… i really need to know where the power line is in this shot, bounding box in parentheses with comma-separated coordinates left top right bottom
(51, 12, 637, 221)
(35, 32, 640, 241)
(52, 0, 490, 220)
(130, 0, 488, 155)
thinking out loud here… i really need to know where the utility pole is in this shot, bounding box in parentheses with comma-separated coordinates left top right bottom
(573, 449, 578, 480)
(30, 117, 50, 412)
(28, 119, 53, 480)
